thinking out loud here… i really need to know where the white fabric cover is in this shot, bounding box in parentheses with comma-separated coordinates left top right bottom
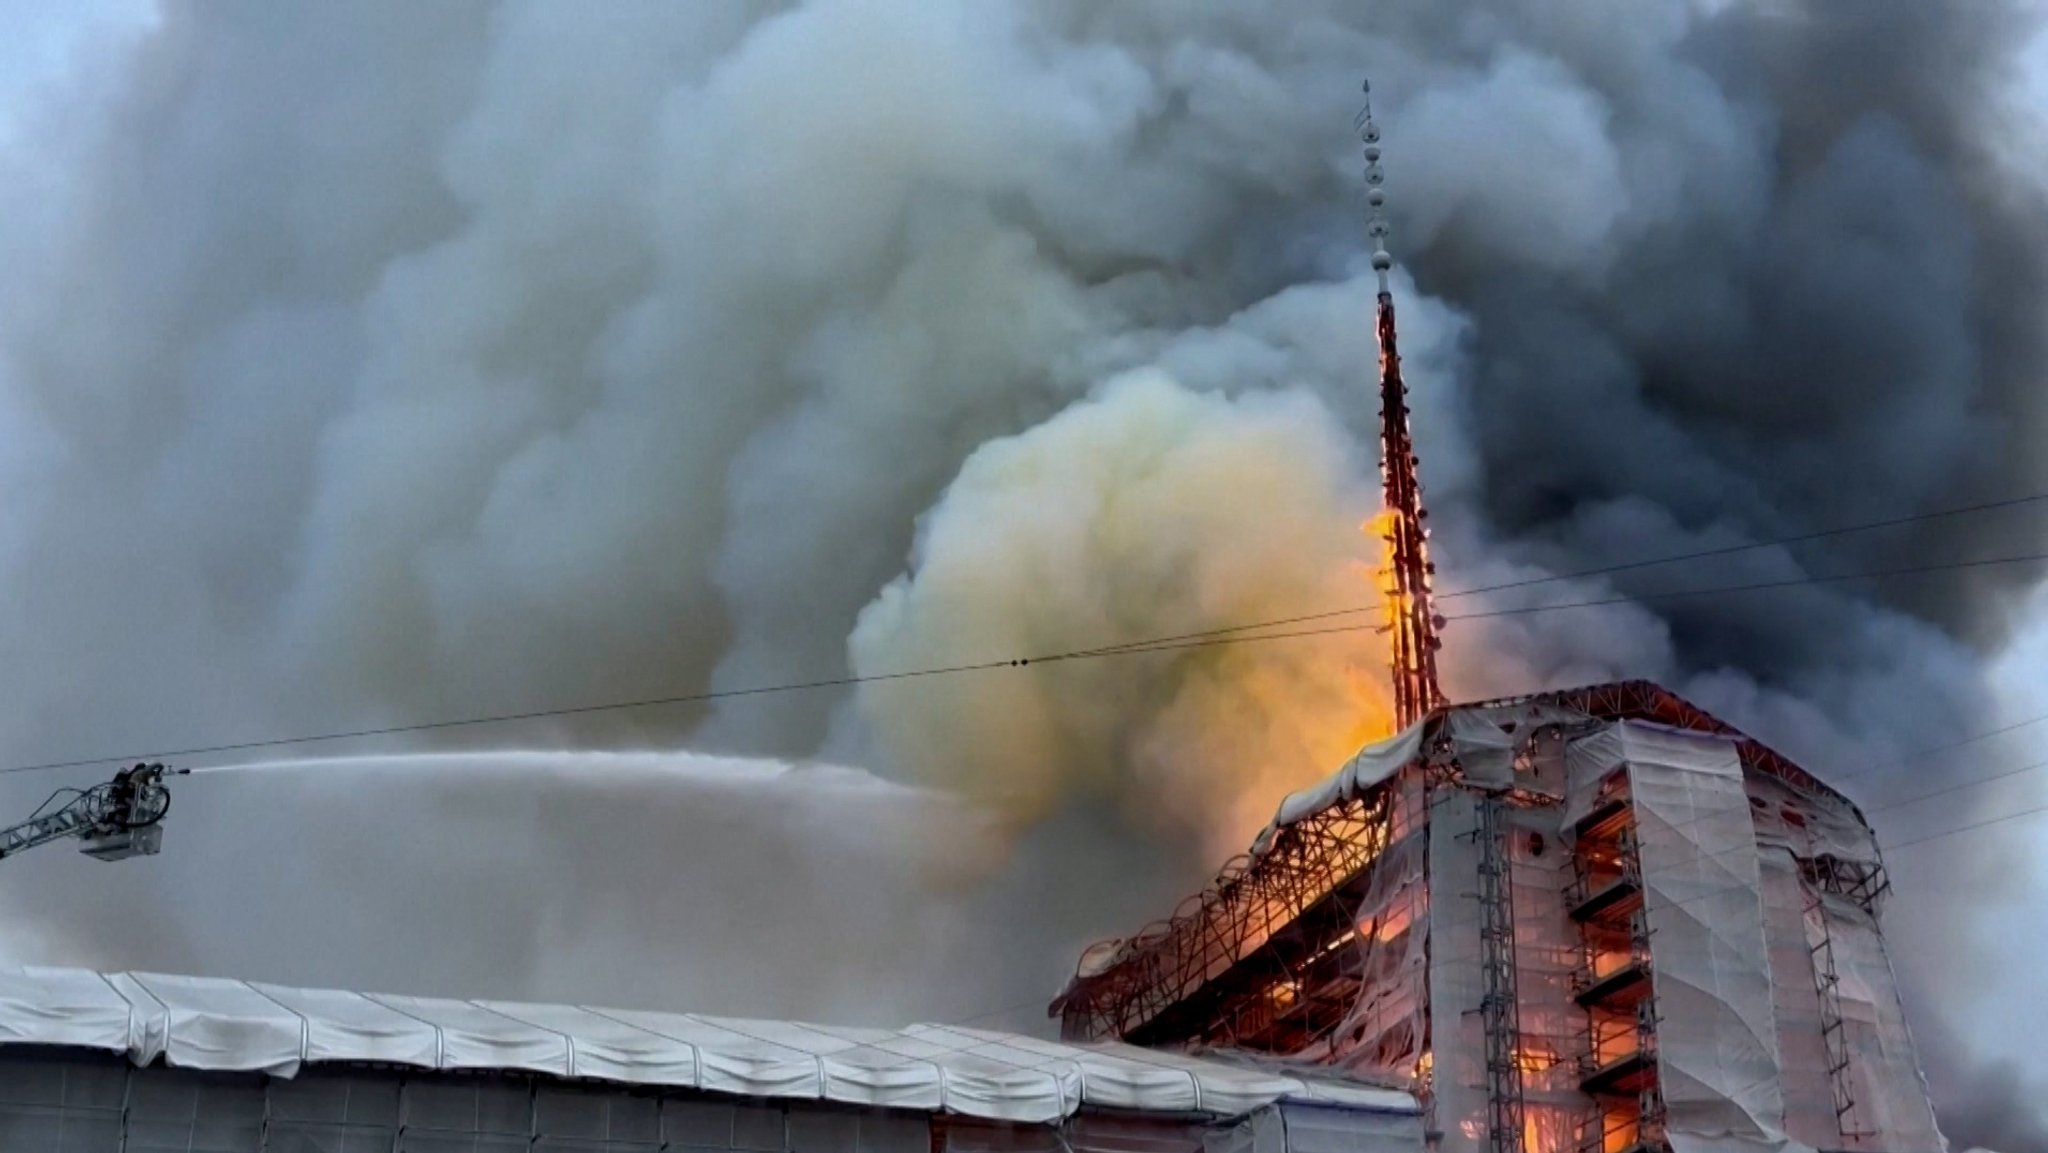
(253, 981, 445, 1070)
(1257, 722, 1426, 853)
(1562, 720, 1629, 832)
(1621, 723, 1809, 1153)
(0, 965, 1415, 1126)
(1753, 852, 1838, 1150)
(117, 971, 307, 1076)
(1815, 896, 1943, 1152)
(1425, 789, 1486, 1153)
(0, 967, 138, 1054)
(1275, 1100, 1426, 1153)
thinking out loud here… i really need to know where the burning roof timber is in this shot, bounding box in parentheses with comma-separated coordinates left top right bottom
(1050, 680, 1940, 1153)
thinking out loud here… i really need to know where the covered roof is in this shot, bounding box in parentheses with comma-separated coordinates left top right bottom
(0, 965, 1416, 1125)
(1052, 680, 1869, 1035)
(1250, 679, 1861, 854)
(1488, 679, 1861, 817)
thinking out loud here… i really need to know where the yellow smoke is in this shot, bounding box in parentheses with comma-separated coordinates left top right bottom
(850, 370, 1396, 860)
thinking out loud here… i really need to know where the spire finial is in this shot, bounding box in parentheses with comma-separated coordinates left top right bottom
(1354, 78, 1394, 293)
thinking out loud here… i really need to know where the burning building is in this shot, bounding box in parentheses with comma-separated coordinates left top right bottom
(1047, 680, 1943, 1153)
(1049, 88, 1945, 1153)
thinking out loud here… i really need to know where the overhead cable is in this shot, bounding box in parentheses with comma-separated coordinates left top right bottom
(5, 546, 2048, 779)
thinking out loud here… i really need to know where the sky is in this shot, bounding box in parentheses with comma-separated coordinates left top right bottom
(1, 0, 2047, 1147)
(0, 0, 154, 144)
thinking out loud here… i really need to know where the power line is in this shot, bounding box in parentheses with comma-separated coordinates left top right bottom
(1030, 551, 2048, 666)
(8, 547, 2048, 781)
(1884, 801, 2048, 853)
(1862, 756, 2048, 816)
(1064, 488, 2048, 657)
(1439, 489, 2048, 602)
(1449, 548, 2048, 622)
(1826, 709, 2048, 789)
(1444, 550, 2048, 623)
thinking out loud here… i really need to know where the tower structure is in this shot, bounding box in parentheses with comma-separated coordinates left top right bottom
(1048, 682, 1946, 1153)
(1046, 82, 1947, 1153)
(1359, 82, 1445, 727)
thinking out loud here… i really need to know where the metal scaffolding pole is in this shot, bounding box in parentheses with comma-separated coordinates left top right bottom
(1477, 796, 1527, 1153)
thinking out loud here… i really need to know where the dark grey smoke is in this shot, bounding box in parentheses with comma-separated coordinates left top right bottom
(0, 0, 2043, 1139)
(1916, 1006, 2048, 1153)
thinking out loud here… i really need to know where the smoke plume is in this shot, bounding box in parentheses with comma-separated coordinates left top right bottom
(0, 0, 2044, 1142)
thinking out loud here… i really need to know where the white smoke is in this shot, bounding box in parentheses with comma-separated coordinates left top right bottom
(8, 751, 1011, 1024)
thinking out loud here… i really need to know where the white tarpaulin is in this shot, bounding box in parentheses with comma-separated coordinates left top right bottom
(1754, 851, 1837, 1150)
(1620, 723, 1808, 1153)
(1426, 789, 1487, 1153)
(0, 965, 1416, 1126)
(1817, 895, 1943, 1151)
(1257, 722, 1426, 853)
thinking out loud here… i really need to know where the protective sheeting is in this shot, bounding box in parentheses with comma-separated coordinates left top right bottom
(1746, 762, 1938, 1152)
(1755, 851, 1838, 1150)
(1620, 723, 1805, 1153)
(1508, 802, 1584, 1153)
(1442, 702, 1586, 792)
(1426, 777, 1580, 1153)
(1258, 697, 1589, 860)
(1258, 722, 1426, 853)
(1562, 719, 1632, 833)
(0, 965, 146, 1055)
(1745, 773, 1879, 877)
(1059, 689, 1943, 1153)
(1427, 788, 1487, 1153)
(1323, 818, 1430, 1080)
(1816, 895, 1943, 1151)
(1276, 1100, 1427, 1153)
(0, 965, 1416, 1125)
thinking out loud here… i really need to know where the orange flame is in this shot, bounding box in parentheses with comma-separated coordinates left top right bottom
(1338, 510, 1406, 748)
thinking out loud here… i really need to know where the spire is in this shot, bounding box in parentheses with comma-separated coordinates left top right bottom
(1357, 80, 1446, 728)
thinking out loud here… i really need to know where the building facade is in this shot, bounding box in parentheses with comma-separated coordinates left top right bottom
(1051, 682, 1943, 1153)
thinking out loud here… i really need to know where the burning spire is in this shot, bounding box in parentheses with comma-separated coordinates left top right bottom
(1358, 80, 1446, 728)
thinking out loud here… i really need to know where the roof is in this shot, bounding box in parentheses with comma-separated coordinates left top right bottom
(1052, 680, 1870, 1035)
(1254, 680, 1860, 851)
(0, 965, 1416, 1125)
(1495, 679, 1862, 818)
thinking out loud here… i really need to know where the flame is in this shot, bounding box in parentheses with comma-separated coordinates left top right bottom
(1364, 509, 1404, 618)
(1337, 509, 1406, 750)
(1360, 900, 1416, 943)
(1587, 945, 1634, 980)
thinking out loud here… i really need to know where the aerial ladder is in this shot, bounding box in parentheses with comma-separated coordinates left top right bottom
(0, 762, 187, 863)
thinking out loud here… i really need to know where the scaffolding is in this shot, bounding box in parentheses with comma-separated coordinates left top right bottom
(1565, 770, 1663, 1153)
(1049, 683, 1945, 1153)
(1803, 883, 1861, 1136)
(1051, 779, 1418, 1050)
(1476, 797, 1527, 1153)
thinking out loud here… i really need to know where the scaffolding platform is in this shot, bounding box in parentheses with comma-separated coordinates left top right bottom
(1574, 794, 1631, 842)
(1570, 875, 1643, 924)
(1574, 961, 1651, 1010)
(1579, 1050, 1656, 1097)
